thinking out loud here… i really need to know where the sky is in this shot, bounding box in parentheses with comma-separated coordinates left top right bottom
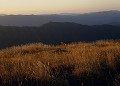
(0, 0, 120, 14)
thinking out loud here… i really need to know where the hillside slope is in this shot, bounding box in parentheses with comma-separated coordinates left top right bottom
(0, 40, 120, 86)
(0, 22, 120, 49)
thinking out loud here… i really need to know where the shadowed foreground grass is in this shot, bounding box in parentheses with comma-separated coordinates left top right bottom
(0, 40, 120, 86)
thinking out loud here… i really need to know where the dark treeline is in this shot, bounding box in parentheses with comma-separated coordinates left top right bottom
(0, 22, 120, 49)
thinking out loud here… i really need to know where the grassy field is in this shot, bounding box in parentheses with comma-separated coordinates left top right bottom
(0, 40, 120, 86)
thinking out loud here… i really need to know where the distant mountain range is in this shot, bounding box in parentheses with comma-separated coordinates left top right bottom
(0, 10, 120, 26)
(0, 22, 120, 49)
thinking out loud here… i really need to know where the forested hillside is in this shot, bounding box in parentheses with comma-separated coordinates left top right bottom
(0, 22, 120, 49)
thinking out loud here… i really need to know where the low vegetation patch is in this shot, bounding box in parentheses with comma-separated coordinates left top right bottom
(0, 40, 120, 86)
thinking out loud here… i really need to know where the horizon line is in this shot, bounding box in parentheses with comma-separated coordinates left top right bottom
(0, 10, 120, 16)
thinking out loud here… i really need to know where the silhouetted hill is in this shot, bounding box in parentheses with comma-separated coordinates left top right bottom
(0, 22, 120, 49)
(108, 22, 120, 26)
(0, 10, 120, 26)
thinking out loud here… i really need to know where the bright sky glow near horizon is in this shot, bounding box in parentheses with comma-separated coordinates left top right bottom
(0, 0, 120, 14)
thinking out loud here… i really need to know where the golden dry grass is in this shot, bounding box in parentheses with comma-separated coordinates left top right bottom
(0, 40, 120, 86)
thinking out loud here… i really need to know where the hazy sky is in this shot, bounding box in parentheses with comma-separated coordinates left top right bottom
(0, 0, 120, 14)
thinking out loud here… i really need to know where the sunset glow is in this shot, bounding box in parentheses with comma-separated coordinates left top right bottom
(0, 0, 120, 14)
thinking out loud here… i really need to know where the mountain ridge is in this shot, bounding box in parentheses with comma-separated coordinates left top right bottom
(0, 22, 120, 49)
(0, 10, 120, 26)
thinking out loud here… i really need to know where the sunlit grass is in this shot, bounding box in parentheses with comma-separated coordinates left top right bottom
(0, 40, 120, 86)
